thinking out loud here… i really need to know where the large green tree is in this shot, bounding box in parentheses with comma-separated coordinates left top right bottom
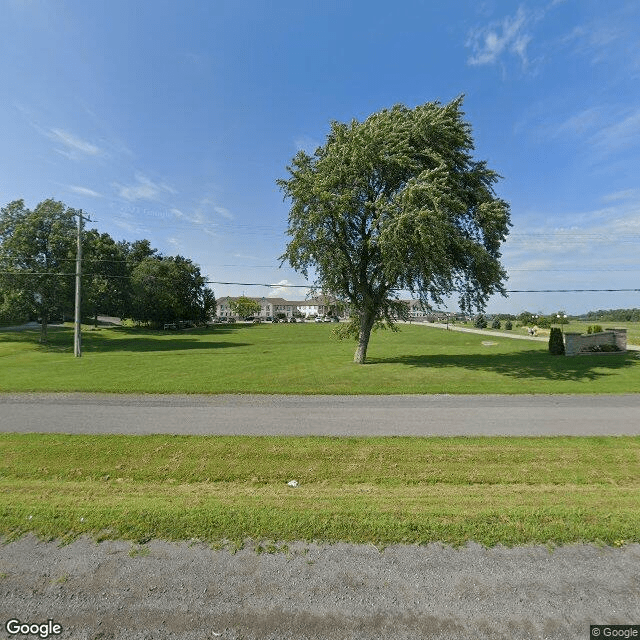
(278, 97, 511, 363)
(129, 255, 215, 327)
(0, 199, 79, 342)
(82, 230, 131, 325)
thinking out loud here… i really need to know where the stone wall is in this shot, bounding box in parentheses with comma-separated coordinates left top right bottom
(564, 329, 627, 356)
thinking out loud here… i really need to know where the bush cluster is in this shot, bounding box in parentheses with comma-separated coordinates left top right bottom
(586, 325, 603, 334)
(584, 344, 620, 353)
(548, 327, 565, 355)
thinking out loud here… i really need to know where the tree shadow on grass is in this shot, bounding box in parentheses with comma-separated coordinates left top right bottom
(0, 325, 252, 353)
(368, 349, 639, 382)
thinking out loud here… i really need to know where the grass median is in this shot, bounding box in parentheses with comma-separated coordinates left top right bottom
(2, 434, 639, 547)
(1, 322, 638, 394)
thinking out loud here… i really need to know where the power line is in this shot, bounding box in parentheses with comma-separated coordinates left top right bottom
(3, 271, 640, 294)
(204, 280, 310, 288)
(507, 289, 640, 293)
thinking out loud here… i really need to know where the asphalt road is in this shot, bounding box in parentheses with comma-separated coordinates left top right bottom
(2, 393, 640, 436)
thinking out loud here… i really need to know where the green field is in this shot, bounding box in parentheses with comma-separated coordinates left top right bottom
(0, 322, 638, 394)
(2, 434, 639, 547)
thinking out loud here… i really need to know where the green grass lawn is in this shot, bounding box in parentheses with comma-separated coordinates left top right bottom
(2, 434, 638, 547)
(1, 322, 638, 394)
(471, 320, 640, 345)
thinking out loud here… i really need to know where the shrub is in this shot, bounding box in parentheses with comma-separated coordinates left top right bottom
(491, 318, 501, 329)
(505, 320, 513, 330)
(587, 325, 603, 334)
(548, 327, 565, 355)
(474, 315, 487, 329)
(584, 344, 620, 353)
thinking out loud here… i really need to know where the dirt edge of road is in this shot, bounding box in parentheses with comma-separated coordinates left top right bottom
(1, 535, 639, 640)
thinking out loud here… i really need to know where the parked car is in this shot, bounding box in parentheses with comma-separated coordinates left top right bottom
(288, 317, 297, 323)
(315, 316, 324, 323)
(331, 316, 340, 322)
(323, 316, 332, 322)
(271, 318, 279, 323)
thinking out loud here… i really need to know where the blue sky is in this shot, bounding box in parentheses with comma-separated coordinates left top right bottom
(1, 0, 639, 315)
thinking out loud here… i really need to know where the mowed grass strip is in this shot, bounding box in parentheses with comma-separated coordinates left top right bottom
(1, 322, 638, 394)
(2, 434, 639, 547)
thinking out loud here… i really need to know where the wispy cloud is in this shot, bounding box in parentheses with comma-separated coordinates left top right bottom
(504, 193, 640, 277)
(67, 185, 103, 198)
(114, 174, 177, 202)
(466, 6, 531, 67)
(592, 109, 640, 154)
(602, 188, 640, 203)
(166, 236, 183, 251)
(213, 205, 234, 220)
(47, 128, 103, 159)
(520, 102, 640, 160)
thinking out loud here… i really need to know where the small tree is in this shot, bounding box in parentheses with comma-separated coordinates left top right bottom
(504, 320, 513, 330)
(491, 318, 501, 329)
(548, 327, 565, 355)
(474, 314, 488, 329)
(228, 296, 261, 319)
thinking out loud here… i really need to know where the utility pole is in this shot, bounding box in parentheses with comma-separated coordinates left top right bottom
(74, 212, 83, 357)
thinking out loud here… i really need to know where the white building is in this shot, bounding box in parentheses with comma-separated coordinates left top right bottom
(215, 296, 340, 320)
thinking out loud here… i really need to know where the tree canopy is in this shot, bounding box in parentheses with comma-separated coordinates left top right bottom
(228, 296, 261, 319)
(1, 198, 216, 335)
(278, 97, 511, 363)
(129, 255, 215, 327)
(0, 199, 78, 341)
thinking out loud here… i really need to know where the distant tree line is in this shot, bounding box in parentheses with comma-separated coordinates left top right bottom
(514, 309, 640, 327)
(0, 199, 215, 340)
(583, 308, 640, 322)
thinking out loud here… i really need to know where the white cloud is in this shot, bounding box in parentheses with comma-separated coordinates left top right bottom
(467, 6, 530, 67)
(67, 185, 103, 198)
(47, 128, 103, 159)
(267, 279, 309, 299)
(68, 185, 103, 198)
(114, 174, 177, 202)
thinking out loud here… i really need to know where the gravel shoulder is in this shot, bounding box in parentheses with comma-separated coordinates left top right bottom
(1, 536, 639, 640)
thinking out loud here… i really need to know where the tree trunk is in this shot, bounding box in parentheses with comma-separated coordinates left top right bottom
(39, 311, 48, 344)
(353, 311, 376, 364)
